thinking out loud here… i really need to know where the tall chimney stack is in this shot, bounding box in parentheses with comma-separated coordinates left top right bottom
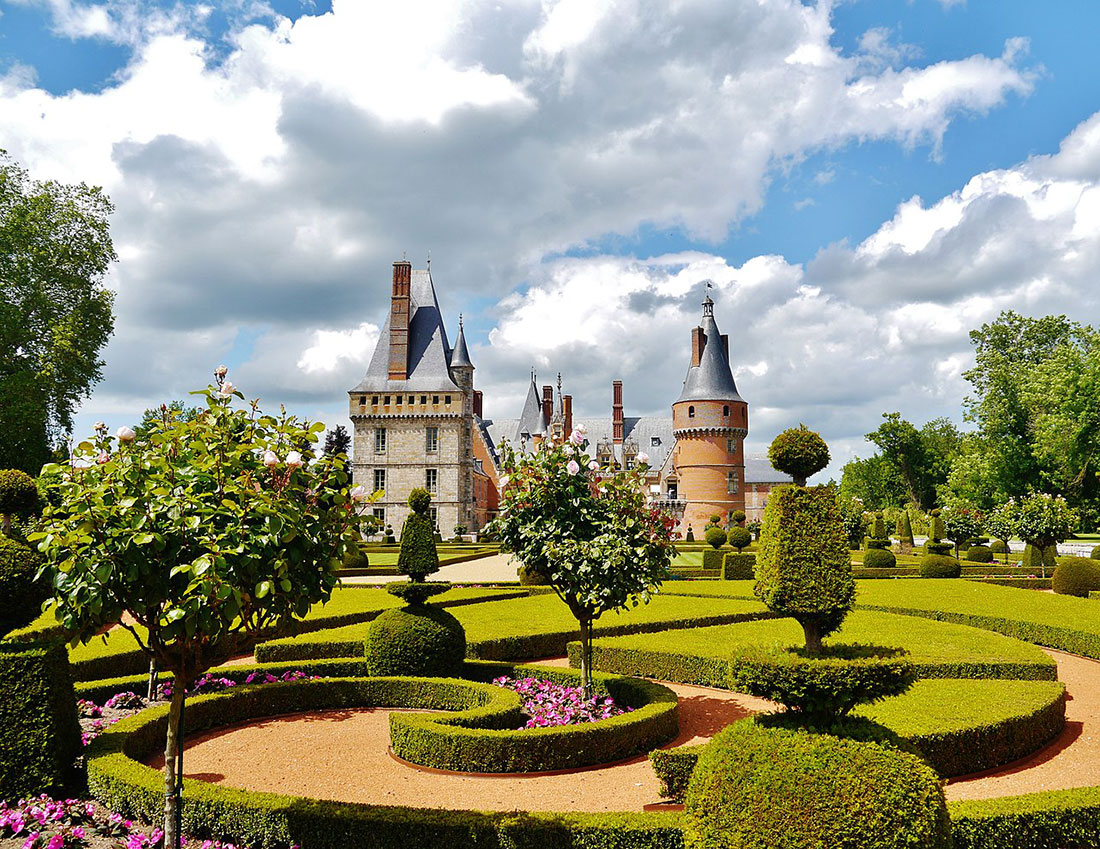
(473, 390, 483, 419)
(388, 260, 412, 380)
(563, 395, 573, 435)
(542, 385, 554, 429)
(613, 380, 624, 444)
(690, 326, 704, 368)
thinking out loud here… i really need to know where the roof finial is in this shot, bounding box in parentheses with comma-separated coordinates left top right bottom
(402, 249, 407, 261)
(531, 367, 537, 383)
(701, 280, 715, 317)
(459, 312, 463, 329)
(426, 249, 431, 270)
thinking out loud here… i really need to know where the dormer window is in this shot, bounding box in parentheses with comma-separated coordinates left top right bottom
(651, 436, 661, 447)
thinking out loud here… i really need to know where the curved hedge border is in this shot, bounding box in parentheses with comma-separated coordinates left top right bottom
(949, 786, 1100, 849)
(86, 677, 683, 849)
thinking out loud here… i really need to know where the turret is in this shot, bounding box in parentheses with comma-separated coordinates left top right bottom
(449, 314, 474, 392)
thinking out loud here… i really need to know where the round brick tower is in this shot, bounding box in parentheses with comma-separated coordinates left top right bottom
(671, 291, 748, 533)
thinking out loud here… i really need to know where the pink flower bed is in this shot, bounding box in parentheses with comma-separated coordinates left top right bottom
(492, 676, 631, 728)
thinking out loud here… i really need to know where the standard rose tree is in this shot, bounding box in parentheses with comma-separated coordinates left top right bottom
(491, 426, 676, 696)
(31, 370, 358, 849)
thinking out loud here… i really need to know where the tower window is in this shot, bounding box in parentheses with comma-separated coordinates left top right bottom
(727, 470, 739, 494)
(723, 405, 729, 416)
(371, 395, 378, 405)
(426, 426, 439, 453)
(373, 468, 386, 492)
(688, 406, 695, 418)
(433, 395, 440, 405)
(445, 395, 451, 405)
(383, 395, 390, 405)
(727, 437, 736, 453)
(426, 468, 438, 494)
(374, 427, 387, 453)
(420, 395, 427, 404)
(359, 395, 366, 406)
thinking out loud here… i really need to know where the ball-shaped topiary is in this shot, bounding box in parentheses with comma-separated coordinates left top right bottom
(863, 547, 897, 569)
(0, 469, 39, 535)
(767, 425, 830, 487)
(398, 488, 439, 581)
(365, 604, 466, 677)
(683, 720, 952, 849)
(1052, 557, 1100, 598)
(1090, 545, 1100, 560)
(704, 526, 727, 550)
(727, 526, 752, 553)
(919, 554, 961, 578)
(990, 539, 1009, 554)
(965, 544, 994, 564)
(729, 510, 746, 525)
(0, 537, 48, 636)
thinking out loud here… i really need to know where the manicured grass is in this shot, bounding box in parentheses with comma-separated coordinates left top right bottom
(585, 610, 1054, 679)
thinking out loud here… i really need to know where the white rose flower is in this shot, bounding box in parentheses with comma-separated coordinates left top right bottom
(350, 485, 369, 502)
(636, 451, 650, 465)
(262, 450, 279, 468)
(116, 426, 135, 442)
(286, 451, 303, 468)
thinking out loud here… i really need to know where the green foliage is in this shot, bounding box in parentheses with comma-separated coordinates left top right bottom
(872, 513, 886, 539)
(1015, 492, 1078, 548)
(407, 487, 432, 515)
(1091, 545, 1100, 559)
(85, 677, 684, 849)
(490, 436, 675, 693)
(517, 563, 551, 585)
(990, 539, 1009, 554)
(722, 552, 755, 580)
(383, 524, 396, 544)
(729, 510, 746, 525)
(726, 527, 752, 552)
(838, 453, 908, 511)
(1051, 557, 1100, 598)
(385, 581, 451, 606)
(951, 785, 1100, 849)
(682, 719, 952, 849)
(899, 510, 915, 545)
(397, 511, 439, 581)
(0, 537, 48, 636)
(0, 640, 81, 799)
(365, 605, 466, 677)
(0, 468, 40, 530)
(864, 413, 961, 512)
(941, 498, 985, 555)
(707, 514, 721, 527)
(700, 549, 724, 573)
(0, 153, 117, 474)
(929, 509, 946, 541)
(754, 485, 854, 652)
(703, 526, 726, 549)
(1021, 543, 1057, 572)
(727, 645, 916, 718)
(863, 547, 897, 568)
(966, 544, 994, 563)
(132, 401, 201, 441)
(920, 554, 961, 578)
(767, 424, 830, 486)
(837, 496, 870, 548)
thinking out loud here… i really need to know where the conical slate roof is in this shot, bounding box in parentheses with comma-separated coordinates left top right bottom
(513, 376, 545, 445)
(450, 317, 473, 369)
(676, 297, 744, 404)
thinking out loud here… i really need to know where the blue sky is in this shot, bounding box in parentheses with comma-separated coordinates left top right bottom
(2, 0, 1099, 478)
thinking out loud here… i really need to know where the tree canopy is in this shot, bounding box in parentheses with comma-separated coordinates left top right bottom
(0, 152, 116, 474)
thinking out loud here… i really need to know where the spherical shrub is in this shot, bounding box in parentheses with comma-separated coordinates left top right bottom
(0, 469, 39, 524)
(727, 644, 915, 718)
(1052, 557, 1100, 598)
(729, 510, 746, 525)
(920, 554, 961, 578)
(365, 605, 466, 677)
(704, 526, 727, 549)
(767, 425, 830, 486)
(726, 527, 752, 552)
(990, 540, 1009, 554)
(863, 548, 897, 569)
(407, 487, 432, 514)
(965, 544, 994, 564)
(0, 537, 48, 636)
(683, 720, 952, 849)
(1090, 545, 1100, 560)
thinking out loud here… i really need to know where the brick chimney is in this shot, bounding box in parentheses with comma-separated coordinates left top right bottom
(690, 326, 705, 368)
(613, 380, 624, 444)
(388, 260, 412, 380)
(473, 390, 483, 419)
(721, 334, 729, 362)
(542, 384, 554, 429)
(563, 394, 573, 435)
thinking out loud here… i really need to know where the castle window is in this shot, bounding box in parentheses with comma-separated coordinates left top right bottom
(373, 469, 386, 492)
(426, 468, 438, 494)
(433, 395, 440, 405)
(667, 483, 677, 500)
(383, 395, 391, 405)
(426, 426, 439, 453)
(359, 395, 366, 406)
(372, 507, 385, 523)
(688, 406, 695, 418)
(651, 436, 661, 447)
(374, 428, 387, 453)
(429, 507, 438, 527)
(371, 396, 378, 405)
(445, 395, 451, 405)
(727, 470, 739, 494)
(727, 437, 736, 453)
(420, 395, 427, 404)
(408, 395, 414, 405)
(723, 405, 729, 416)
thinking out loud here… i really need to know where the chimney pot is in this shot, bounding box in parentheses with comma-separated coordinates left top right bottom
(612, 380, 624, 444)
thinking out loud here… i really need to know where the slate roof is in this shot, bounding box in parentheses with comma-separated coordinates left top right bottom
(676, 298, 745, 404)
(745, 455, 792, 484)
(352, 269, 461, 393)
(450, 320, 473, 369)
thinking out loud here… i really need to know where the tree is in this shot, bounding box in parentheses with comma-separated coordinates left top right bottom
(985, 501, 1018, 564)
(1014, 493, 1078, 563)
(0, 152, 116, 474)
(491, 432, 675, 696)
(31, 370, 357, 849)
(864, 414, 960, 511)
(768, 425, 830, 487)
(838, 454, 907, 510)
(836, 496, 869, 549)
(324, 425, 352, 478)
(940, 499, 984, 560)
(132, 401, 202, 441)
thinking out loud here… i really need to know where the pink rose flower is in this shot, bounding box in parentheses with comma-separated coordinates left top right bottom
(567, 460, 580, 475)
(214, 364, 228, 378)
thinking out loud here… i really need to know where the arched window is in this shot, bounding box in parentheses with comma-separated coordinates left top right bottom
(688, 406, 695, 418)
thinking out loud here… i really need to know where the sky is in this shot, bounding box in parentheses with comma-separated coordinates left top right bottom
(2, 0, 1099, 479)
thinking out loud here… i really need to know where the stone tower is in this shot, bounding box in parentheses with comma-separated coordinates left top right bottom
(348, 260, 477, 536)
(671, 290, 748, 532)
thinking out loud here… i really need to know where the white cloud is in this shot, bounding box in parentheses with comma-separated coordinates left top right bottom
(298, 323, 380, 374)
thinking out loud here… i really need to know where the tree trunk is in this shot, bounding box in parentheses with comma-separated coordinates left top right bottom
(147, 658, 158, 702)
(579, 617, 594, 699)
(1, 513, 9, 536)
(163, 683, 186, 849)
(802, 619, 823, 655)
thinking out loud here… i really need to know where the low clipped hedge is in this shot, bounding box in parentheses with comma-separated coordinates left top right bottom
(853, 567, 920, 579)
(950, 786, 1100, 849)
(863, 548, 897, 569)
(700, 549, 723, 574)
(1051, 556, 1100, 597)
(86, 674, 683, 849)
(0, 639, 81, 798)
(966, 578, 1052, 590)
(921, 555, 961, 578)
(721, 553, 755, 580)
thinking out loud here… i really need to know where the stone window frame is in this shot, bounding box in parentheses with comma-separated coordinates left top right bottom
(426, 468, 438, 494)
(373, 468, 386, 492)
(426, 426, 439, 453)
(374, 427, 387, 454)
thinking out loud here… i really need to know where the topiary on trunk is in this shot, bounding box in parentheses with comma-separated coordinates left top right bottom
(704, 526, 727, 549)
(397, 488, 439, 582)
(727, 526, 752, 553)
(767, 424, 830, 487)
(866, 512, 890, 551)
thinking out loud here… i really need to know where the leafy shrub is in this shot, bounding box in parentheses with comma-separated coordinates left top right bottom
(920, 554, 961, 578)
(754, 484, 853, 653)
(1091, 545, 1100, 560)
(727, 645, 915, 718)
(866, 511, 890, 550)
(0, 469, 39, 534)
(746, 519, 761, 539)
(925, 540, 954, 556)
(1022, 543, 1057, 571)
(767, 425, 830, 486)
(701, 549, 724, 573)
(365, 605, 466, 677)
(398, 489, 439, 581)
(682, 719, 952, 849)
(966, 545, 994, 564)
(1052, 557, 1100, 598)
(729, 510, 746, 525)
(990, 539, 1009, 554)
(703, 526, 726, 549)
(726, 526, 752, 552)
(518, 564, 550, 585)
(863, 547, 897, 569)
(0, 537, 48, 636)
(722, 553, 755, 580)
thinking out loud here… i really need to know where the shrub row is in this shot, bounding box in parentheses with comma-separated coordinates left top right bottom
(86, 676, 684, 849)
(965, 578, 1053, 590)
(721, 553, 755, 580)
(650, 679, 1065, 800)
(950, 786, 1100, 849)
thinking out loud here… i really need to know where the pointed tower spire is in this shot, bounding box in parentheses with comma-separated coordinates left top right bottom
(450, 313, 474, 369)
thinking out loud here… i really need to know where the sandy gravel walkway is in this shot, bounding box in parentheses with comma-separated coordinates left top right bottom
(166, 649, 1100, 811)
